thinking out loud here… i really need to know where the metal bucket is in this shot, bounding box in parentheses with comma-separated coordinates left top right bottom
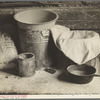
(14, 9, 58, 69)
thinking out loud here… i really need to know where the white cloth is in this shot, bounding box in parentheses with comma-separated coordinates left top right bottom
(51, 25, 100, 64)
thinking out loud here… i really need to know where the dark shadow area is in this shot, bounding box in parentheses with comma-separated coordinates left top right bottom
(0, 14, 21, 54)
(0, 93, 29, 95)
(57, 70, 73, 83)
(47, 32, 58, 68)
(0, 68, 19, 76)
(56, 50, 76, 70)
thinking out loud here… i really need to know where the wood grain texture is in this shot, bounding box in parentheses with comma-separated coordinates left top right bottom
(0, 1, 100, 8)
(0, 7, 100, 30)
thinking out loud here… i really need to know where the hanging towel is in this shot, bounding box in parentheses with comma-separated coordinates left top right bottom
(51, 25, 100, 64)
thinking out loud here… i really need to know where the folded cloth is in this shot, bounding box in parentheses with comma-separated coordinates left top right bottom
(51, 25, 100, 64)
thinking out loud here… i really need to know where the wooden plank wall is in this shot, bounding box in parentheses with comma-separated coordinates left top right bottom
(0, 1, 100, 30)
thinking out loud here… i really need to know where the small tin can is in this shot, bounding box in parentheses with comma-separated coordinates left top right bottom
(18, 52, 36, 77)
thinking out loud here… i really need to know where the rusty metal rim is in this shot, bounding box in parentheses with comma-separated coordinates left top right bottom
(18, 52, 35, 60)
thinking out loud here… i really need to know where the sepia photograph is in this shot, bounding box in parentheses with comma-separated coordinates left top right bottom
(0, 0, 100, 99)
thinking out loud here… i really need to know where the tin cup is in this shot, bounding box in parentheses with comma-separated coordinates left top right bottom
(18, 52, 36, 77)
